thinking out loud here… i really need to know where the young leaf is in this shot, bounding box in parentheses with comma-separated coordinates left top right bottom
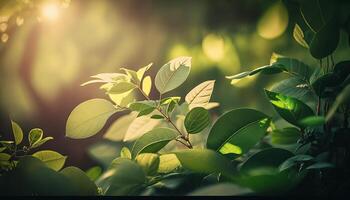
(293, 24, 309, 48)
(155, 56, 191, 94)
(270, 127, 301, 145)
(120, 147, 132, 159)
(106, 158, 146, 195)
(31, 137, 54, 148)
(142, 76, 152, 96)
(108, 90, 135, 108)
(81, 73, 128, 86)
(135, 153, 160, 176)
(137, 63, 152, 81)
(123, 115, 160, 142)
(32, 150, 67, 171)
(185, 80, 215, 109)
(240, 148, 294, 174)
(207, 108, 269, 155)
(265, 90, 314, 127)
(174, 149, 237, 179)
(158, 153, 181, 173)
(184, 107, 210, 134)
(120, 68, 139, 84)
(103, 112, 137, 142)
(131, 127, 177, 158)
(29, 128, 43, 147)
(11, 120, 23, 145)
(66, 99, 120, 139)
(85, 166, 102, 182)
(108, 81, 136, 94)
(60, 166, 98, 195)
(128, 101, 157, 117)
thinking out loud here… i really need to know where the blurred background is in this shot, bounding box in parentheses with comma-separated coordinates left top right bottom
(0, 0, 349, 169)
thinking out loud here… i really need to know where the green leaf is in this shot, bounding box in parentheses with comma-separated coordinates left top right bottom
(81, 73, 128, 86)
(128, 101, 157, 117)
(103, 112, 137, 142)
(108, 81, 137, 94)
(106, 158, 146, 195)
(155, 56, 191, 94)
(174, 149, 237, 178)
(160, 96, 181, 105)
(85, 166, 102, 181)
(29, 128, 43, 147)
(265, 90, 314, 127)
(0, 153, 11, 161)
(31, 137, 54, 148)
(293, 24, 310, 48)
(123, 115, 160, 142)
(185, 80, 215, 110)
(142, 76, 152, 96)
(60, 166, 98, 195)
(306, 162, 335, 170)
(240, 148, 294, 174)
(270, 127, 301, 145)
(326, 85, 350, 121)
(32, 150, 67, 171)
(108, 89, 135, 108)
(207, 108, 269, 155)
(158, 153, 181, 173)
(66, 98, 119, 139)
(131, 127, 177, 158)
(11, 120, 23, 145)
(299, 116, 325, 127)
(188, 183, 253, 196)
(184, 107, 210, 134)
(135, 153, 160, 175)
(334, 60, 350, 81)
(279, 154, 314, 172)
(310, 17, 340, 59)
(311, 73, 340, 97)
(120, 147, 132, 159)
(150, 114, 165, 119)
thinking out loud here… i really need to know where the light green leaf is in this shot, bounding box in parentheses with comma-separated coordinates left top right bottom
(265, 90, 314, 127)
(326, 85, 350, 121)
(174, 149, 237, 178)
(120, 147, 132, 159)
(81, 73, 128, 86)
(108, 81, 137, 94)
(108, 89, 135, 108)
(11, 120, 23, 145)
(135, 153, 160, 175)
(207, 108, 269, 155)
(293, 24, 309, 48)
(32, 150, 67, 171)
(31, 137, 54, 148)
(184, 107, 210, 134)
(155, 56, 191, 94)
(158, 153, 181, 173)
(185, 80, 215, 110)
(29, 128, 43, 147)
(60, 166, 98, 195)
(106, 158, 146, 195)
(85, 166, 102, 181)
(142, 76, 152, 96)
(66, 98, 119, 139)
(123, 115, 160, 142)
(131, 127, 177, 158)
(103, 112, 137, 142)
(137, 63, 152, 81)
(270, 127, 300, 145)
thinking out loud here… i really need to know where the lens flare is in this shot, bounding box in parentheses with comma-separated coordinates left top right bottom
(41, 3, 61, 21)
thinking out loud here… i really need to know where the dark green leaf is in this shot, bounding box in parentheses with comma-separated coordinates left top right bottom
(60, 166, 98, 195)
(265, 90, 314, 127)
(270, 127, 301, 145)
(85, 166, 102, 181)
(184, 107, 210, 134)
(299, 116, 325, 127)
(207, 108, 269, 155)
(306, 162, 335, 170)
(279, 154, 314, 172)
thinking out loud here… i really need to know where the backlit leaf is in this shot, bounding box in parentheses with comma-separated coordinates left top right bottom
(185, 80, 215, 110)
(11, 120, 23, 145)
(32, 150, 67, 171)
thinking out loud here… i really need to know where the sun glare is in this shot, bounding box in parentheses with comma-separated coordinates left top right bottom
(41, 3, 61, 21)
